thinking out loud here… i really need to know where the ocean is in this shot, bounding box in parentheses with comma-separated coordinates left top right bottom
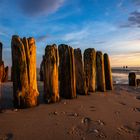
(112, 67, 140, 84)
(8, 67, 140, 85)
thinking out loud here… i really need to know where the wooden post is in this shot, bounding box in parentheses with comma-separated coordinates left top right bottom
(43, 44, 60, 103)
(11, 35, 39, 108)
(58, 44, 76, 99)
(96, 51, 106, 92)
(104, 53, 113, 90)
(129, 72, 136, 86)
(84, 48, 96, 92)
(74, 48, 87, 95)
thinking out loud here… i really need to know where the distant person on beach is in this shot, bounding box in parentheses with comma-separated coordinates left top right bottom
(123, 66, 128, 69)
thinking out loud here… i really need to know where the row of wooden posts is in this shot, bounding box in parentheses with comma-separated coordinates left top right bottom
(1, 35, 113, 109)
(129, 72, 140, 86)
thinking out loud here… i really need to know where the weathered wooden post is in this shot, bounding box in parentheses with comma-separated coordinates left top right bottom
(104, 53, 113, 90)
(0, 42, 9, 83)
(11, 35, 39, 108)
(0, 61, 4, 84)
(74, 48, 87, 95)
(84, 48, 96, 93)
(96, 51, 106, 92)
(58, 44, 76, 99)
(0, 43, 3, 83)
(40, 58, 44, 81)
(136, 79, 140, 86)
(43, 44, 60, 103)
(129, 72, 136, 86)
(2, 66, 9, 82)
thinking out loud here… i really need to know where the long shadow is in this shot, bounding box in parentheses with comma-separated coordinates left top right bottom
(0, 81, 45, 110)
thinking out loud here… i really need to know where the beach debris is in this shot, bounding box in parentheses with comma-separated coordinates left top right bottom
(68, 112, 79, 117)
(43, 44, 60, 103)
(93, 129, 99, 134)
(84, 48, 96, 92)
(11, 35, 39, 108)
(58, 44, 76, 99)
(74, 48, 88, 95)
(49, 111, 58, 116)
(81, 117, 92, 124)
(90, 128, 106, 138)
(128, 72, 136, 86)
(96, 51, 106, 92)
(96, 120, 105, 126)
(73, 113, 79, 117)
(0, 43, 9, 83)
(53, 111, 58, 115)
(98, 132, 107, 138)
(104, 53, 113, 90)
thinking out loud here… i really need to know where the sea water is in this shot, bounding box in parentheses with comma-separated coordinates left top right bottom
(112, 67, 140, 84)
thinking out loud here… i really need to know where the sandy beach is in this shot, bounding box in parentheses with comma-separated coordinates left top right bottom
(0, 82, 140, 140)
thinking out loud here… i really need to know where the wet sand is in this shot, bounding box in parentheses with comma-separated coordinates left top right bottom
(0, 82, 140, 140)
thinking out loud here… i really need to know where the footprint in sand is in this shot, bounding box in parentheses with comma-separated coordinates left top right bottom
(136, 121, 140, 126)
(117, 125, 135, 134)
(68, 126, 84, 136)
(114, 111, 120, 116)
(90, 106, 96, 112)
(119, 102, 126, 106)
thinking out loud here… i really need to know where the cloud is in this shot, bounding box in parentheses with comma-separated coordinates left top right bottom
(128, 11, 140, 26)
(120, 10, 140, 28)
(120, 0, 140, 28)
(19, 0, 65, 16)
(57, 21, 118, 52)
(36, 34, 51, 42)
(132, 0, 140, 6)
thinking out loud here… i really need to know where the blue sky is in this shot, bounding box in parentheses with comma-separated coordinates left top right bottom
(1, 0, 140, 67)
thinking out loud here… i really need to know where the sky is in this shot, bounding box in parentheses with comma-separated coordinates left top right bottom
(1, 0, 140, 67)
